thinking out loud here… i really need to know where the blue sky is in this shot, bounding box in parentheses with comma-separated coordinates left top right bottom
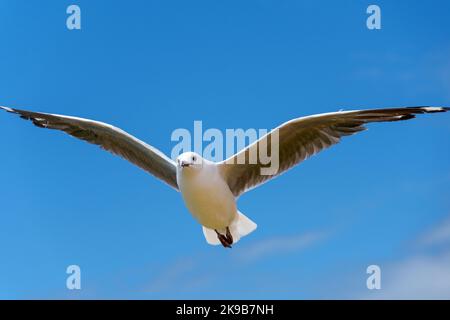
(0, 0, 449, 299)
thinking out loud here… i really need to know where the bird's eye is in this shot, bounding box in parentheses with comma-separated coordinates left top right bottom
(192, 156, 196, 161)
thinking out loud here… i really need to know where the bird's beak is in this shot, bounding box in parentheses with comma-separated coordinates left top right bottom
(180, 161, 190, 168)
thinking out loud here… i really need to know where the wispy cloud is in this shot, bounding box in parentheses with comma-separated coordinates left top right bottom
(417, 216, 450, 248)
(235, 231, 328, 263)
(141, 230, 329, 296)
(365, 252, 450, 299)
(359, 214, 450, 299)
(144, 257, 196, 293)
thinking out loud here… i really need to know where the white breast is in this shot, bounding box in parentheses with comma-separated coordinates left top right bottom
(177, 162, 237, 230)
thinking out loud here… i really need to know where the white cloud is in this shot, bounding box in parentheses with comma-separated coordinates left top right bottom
(365, 252, 450, 299)
(144, 257, 196, 293)
(141, 230, 328, 295)
(417, 217, 450, 248)
(235, 231, 327, 263)
(361, 215, 450, 299)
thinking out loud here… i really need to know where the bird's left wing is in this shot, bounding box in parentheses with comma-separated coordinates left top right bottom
(218, 106, 449, 197)
(1, 106, 179, 190)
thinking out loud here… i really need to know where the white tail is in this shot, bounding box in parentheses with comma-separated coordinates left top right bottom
(202, 211, 257, 246)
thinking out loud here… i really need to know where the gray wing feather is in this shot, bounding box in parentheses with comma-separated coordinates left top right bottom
(219, 107, 449, 197)
(1, 106, 178, 190)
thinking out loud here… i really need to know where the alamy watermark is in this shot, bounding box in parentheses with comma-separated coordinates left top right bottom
(66, 5, 81, 30)
(366, 264, 381, 290)
(366, 5, 381, 30)
(66, 265, 81, 290)
(171, 121, 280, 175)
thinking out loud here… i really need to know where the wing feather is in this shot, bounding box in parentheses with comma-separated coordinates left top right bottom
(1, 106, 178, 190)
(219, 106, 449, 197)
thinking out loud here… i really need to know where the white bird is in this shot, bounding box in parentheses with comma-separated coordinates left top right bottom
(1, 106, 448, 248)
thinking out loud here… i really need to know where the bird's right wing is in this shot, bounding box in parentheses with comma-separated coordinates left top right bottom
(1, 106, 179, 190)
(218, 106, 449, 197)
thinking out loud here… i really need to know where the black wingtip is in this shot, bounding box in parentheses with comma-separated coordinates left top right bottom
(1, 106, 48, 129)
(400, 114, 416, 120)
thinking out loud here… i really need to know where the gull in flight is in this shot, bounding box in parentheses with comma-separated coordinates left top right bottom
(1, 106, 448, 248)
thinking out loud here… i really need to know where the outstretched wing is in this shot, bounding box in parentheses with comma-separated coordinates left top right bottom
(219, 107, 448, 197)
(1, 106, 178, 190)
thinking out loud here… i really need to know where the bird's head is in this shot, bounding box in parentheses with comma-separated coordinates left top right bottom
(176, 152, 203, 170)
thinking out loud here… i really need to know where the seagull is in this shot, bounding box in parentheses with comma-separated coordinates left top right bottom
(1, 106, 448, 248)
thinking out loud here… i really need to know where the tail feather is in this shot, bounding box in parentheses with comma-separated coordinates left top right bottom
(202, 211, 257, 246)
(202, 227, 221, 245)
(232, 210, 257, 240)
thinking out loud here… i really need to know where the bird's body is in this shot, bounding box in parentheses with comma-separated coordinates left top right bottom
(176, 156, 237, 230)
(1, 105, 448, 248)
(175, 152, 257, 247)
